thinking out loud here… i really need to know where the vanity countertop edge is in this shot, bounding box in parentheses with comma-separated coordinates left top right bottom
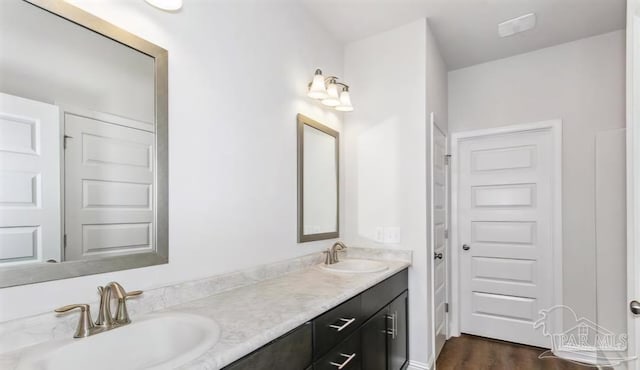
(0, 258, 411, 370)
(176, 259, 410, 369)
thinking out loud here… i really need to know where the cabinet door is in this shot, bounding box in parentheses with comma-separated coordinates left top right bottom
(225, 322, 312, 370)
(361, 309, 387, 370)
(387, 292, 408, 370)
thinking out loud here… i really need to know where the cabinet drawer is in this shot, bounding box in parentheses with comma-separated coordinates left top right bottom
(313, 295, 364, 360)
(314, 331, 362, 370)
(361, 269, 408, 319)
(225, 322, 312, 370)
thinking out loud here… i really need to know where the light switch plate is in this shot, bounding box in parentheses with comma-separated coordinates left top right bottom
(383, 227, 401, 244)
(375, 227, 385, 243)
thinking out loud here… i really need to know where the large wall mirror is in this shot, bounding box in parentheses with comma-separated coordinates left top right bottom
(297, 114, 339, 242)
(0, 0, 168, 287)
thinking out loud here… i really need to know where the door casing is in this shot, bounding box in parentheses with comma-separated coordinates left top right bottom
(626, 0, 640, 366)
(448, 120, 563, 339)
(429, 112, 449, 361)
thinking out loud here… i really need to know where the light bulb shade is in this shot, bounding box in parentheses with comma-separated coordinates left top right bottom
(322, 82, 340, 107)
(308, 72, 328, 99)
(336, 90, 353, 112)
(145, 0, 183, 11)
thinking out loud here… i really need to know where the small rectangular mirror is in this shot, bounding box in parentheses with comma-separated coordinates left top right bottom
(297, 114, 339, 242)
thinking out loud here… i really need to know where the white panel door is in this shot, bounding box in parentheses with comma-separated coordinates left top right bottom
(64, 112, 154, 261)
(595, 129, 628, 347)
(628, 0, 640, 367)
(0, 93, 60, 264)
(457, 125, 560, 348)
(431, 117, 448, 358)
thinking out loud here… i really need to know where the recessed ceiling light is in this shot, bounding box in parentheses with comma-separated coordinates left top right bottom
(144, 0, 183, 11)
(498, 13, 536, 38)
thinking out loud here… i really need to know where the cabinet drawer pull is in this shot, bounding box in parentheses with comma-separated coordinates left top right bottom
(330, 353, 357, 369)
(329, 317, 356, 332)
(385, 312, 397, 339)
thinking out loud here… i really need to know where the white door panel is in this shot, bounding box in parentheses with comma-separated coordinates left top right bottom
(458, 125, 560, 348)
(472, 184, 535, 207)
(472, 257, 536, 283)
(64, 112, 154, 261)
(0, 93, 60, 264)
(430, 116, 448, 358)
(628, 1, 640, 367)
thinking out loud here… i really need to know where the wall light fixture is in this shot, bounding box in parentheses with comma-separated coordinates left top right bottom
(145, 0, 183, 11)
(307, 69, 353, 112)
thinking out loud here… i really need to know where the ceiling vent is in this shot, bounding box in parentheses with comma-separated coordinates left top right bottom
(498, 13, 537, 38)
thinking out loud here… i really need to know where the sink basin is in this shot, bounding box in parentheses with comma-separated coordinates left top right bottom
(319, 259, 389, 274)
(16, 313, 219, 370)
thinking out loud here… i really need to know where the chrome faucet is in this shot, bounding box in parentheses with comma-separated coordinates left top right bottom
(55, 282, 142, 338)
(96, 285, 114, 327)
(109, 281, 142, 324)
(324, 241, 348, 265)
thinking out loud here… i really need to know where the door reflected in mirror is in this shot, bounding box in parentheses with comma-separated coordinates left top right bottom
(0, 0, 168, 287)
(297, 114, 339, 242)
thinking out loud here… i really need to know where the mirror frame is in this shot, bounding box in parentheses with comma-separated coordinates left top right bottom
(297, 114, 339, 243)
(0, 0, 169, 287)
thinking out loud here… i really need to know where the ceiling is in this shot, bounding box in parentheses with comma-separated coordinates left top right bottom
(301, 0, 626, 70)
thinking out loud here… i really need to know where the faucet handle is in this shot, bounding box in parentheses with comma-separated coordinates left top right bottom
(108, 282, 142, 299)
(54, 303, 90, 313)
(126, 290, 143, 298)
(108, 282, 143, 324)
(54, 304, 96, 338)
(323, 250, 331, 265)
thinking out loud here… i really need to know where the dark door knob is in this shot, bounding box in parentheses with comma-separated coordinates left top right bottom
(434, 252, 443, 260)
(631, 300, 640, 315)
(462, 244, 470, 251)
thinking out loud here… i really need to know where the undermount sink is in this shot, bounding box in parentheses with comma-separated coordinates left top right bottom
(319, 259, 389, 274)
(16, 313, 219, 370)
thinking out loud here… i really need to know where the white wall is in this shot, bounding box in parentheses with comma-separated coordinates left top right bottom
(426, 23, 449, 134)
(448, 30, 626, 326)
(343, 18, 448, 366)
(0, 0, 344, 322)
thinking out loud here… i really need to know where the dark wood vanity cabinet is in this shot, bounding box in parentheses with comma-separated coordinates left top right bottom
(362, 309, 388, 370)
(315, 330, 362, 370)
(225, 323, 313, 370)
(387, 292, 409, 370)
(361, 292, 409, 370)
(224, 268, 408, 370)
(313, 295, 366, 359)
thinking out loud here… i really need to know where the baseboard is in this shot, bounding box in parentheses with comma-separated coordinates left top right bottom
(552, 346, 600, 366)
(407, 359, 432, 370)
(553, 347, 634, 369)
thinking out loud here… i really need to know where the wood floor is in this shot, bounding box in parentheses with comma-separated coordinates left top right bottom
(436, 334, 599, 370)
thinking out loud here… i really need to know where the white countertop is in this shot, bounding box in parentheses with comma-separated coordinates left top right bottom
(1, 258, 410, 370)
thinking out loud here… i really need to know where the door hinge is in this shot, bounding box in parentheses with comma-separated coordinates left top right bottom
(445, 303, 449, 313)
(63, 234, 67, 249)
(444, 154, 452, 165)
(444, 229, 449, 239)
(63, 135, 72, 149)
